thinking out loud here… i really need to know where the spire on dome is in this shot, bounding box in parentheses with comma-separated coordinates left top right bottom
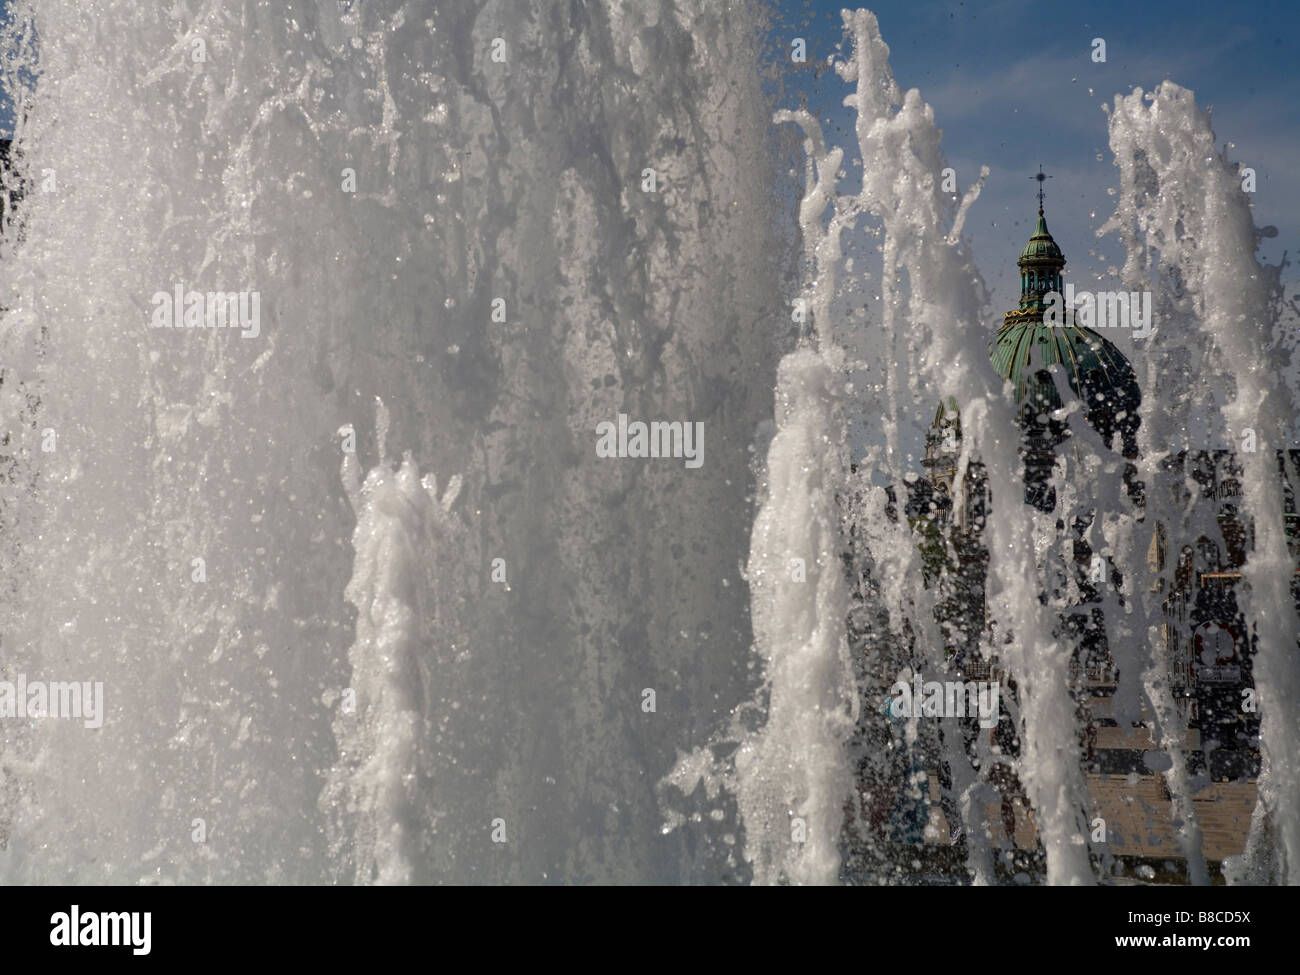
(1031, 164, 1052, 212)
(989, 165, 1143, 467)
(1012, 171, 1065, 315)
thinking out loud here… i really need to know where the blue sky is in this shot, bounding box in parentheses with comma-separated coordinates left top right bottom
(774, 0, 1300, 319)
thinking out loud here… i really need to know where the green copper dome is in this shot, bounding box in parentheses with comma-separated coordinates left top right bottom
(991, 205, 1141, 457)
(990, 322, 1141, 447)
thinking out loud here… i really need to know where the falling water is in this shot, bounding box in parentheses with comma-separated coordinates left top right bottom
(0, 0, 784, 884)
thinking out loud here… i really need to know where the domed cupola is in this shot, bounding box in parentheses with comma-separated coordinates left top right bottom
(1014, 207, 1066, 315)
(989, 179, 1142, 488)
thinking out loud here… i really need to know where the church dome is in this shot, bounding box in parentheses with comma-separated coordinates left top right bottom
(990, 201, 1141, 457)
(990, 320, 1141, 454)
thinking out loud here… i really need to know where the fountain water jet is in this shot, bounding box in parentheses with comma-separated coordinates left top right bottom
(1104, 82, 1300, 883)
(0, 0, 785, 884)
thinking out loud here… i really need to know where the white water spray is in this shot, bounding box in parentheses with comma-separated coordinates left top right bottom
(0, 0, 785, 884)
(323, 399, 463, 885)
(1104, 83, 1300, 883)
